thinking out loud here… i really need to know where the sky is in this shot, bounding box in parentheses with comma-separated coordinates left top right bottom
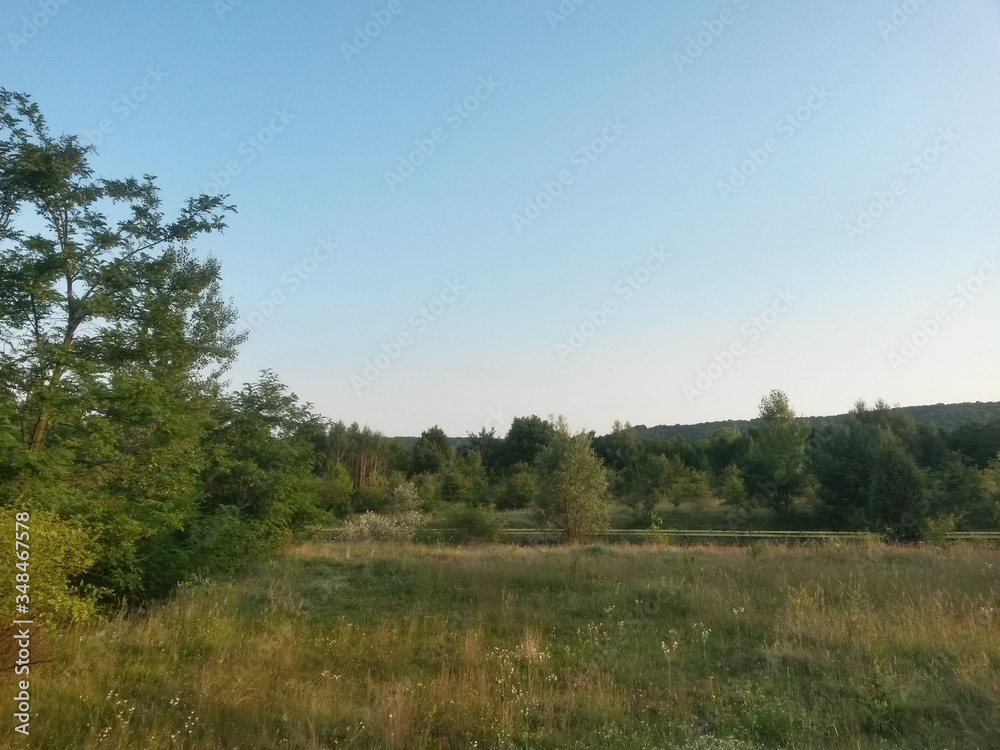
(3, 0, 999, 437)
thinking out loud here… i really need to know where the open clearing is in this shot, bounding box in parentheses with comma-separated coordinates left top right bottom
(25, 542, 1000, 749)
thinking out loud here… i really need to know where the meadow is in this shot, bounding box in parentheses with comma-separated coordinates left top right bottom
(20, 540, 1000, 749)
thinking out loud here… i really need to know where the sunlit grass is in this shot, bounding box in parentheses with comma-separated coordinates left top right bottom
(26, 541, 1000, 748)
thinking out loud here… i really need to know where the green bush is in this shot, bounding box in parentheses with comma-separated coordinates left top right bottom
(0, 507, 99, 624)
(440, 504, 504, 543)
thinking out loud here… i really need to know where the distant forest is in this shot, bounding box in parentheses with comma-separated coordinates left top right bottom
(397, 401, 1000, 447)
(632, 401, 1000, 442)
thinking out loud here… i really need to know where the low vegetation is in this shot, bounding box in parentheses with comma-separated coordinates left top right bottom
(26, 541, 1000, 749)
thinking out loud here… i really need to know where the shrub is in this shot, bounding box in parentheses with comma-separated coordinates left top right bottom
(341, 511, 424, 542)
(390, 481, 421, 513)
(440, 504, 504, 543)
(535, 418, 611, 541)
(496, 463, 538, 510)
(0, 507, 99, 624)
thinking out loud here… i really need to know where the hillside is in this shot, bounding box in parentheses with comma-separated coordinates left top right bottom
(633, 400, 1000, 442)
(396, 401, 1000, 445)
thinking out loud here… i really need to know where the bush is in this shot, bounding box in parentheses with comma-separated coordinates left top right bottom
(535, 418, 611, 541)
(390, 481, 421, 513)
(440, 504, 504, 543)
(351, 476, 395, 514)
(923, 514, 959, 547)
(320, 463, 354, 516)
(495, 463, 538, 510)
(341, 511, 424, 542)
(0, 507, 99, 624)
(411, 472, 443, 512)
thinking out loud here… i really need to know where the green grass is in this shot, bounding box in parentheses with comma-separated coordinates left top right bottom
(23, 541, 1000, 749)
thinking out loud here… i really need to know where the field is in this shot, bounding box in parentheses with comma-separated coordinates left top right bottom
(21, 541, 1000, 749)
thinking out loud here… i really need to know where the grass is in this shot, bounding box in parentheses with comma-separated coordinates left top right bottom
(21, 541, 1000, 749)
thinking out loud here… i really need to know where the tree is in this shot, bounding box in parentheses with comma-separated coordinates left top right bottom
(501, 415, 555, 471)
(810, 419, 882, 529)
(441, 450, 490, 506)
(534, 417, 610, 541)
(0, 89, 241, 455)
(467, 426, 503, 476)
(495, 462, 538, 510)
(925, 451, 996, 530)
(319, 421, 402, 488)
(719, 464, 748, 507)
(618, 453, 672, 525)
(868, 437, 926, 541)
(0, 89, 245, 604)
(592, 420, 643, 473)
(743, 390, 812, 515)
(411, 425, 455, 475)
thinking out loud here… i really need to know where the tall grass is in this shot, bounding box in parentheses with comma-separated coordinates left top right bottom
(23, 541, 1000, 748)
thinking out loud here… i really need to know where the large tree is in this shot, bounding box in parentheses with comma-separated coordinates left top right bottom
(0, 89, 244, 603)
(0, 89, 241, 455)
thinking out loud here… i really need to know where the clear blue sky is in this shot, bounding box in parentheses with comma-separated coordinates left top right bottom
(4, 0, 999, 436)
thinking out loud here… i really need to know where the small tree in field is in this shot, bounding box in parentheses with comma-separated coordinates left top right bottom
(534, 418, 610, 541)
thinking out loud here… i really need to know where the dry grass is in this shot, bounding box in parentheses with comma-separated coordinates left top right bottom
(19, 541, 1000, 748)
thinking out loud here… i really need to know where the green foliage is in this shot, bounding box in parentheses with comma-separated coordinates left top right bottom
(494, 462, 538, 510)
(535, 418, 611, 540)
(410, 425, 455, 474)
(341, 511, 424, 542)
(923, 514, 960, 547)
(350, 474, 396, 514)
(317, 421, 403, 488)
(441, 451, 490, 505)
(925, 451, 996, 530)
(868, 437, 927, 541)
(410, 472, 443, 512)
(319, 462, 354, 516)
(0, 92, 335, 612)
(466, 426, 503, 476)
(948, 419, 1000, 468)
(811, 420, 883, 529)
(389, 481, 421, 513)
(743, 390, 813, 515)
(501, 415, 556, 471)
(666, 463, 713, 507)
(440, 503, 504, 543)
(719, 464, 748, 507)
(0, 507, 98, 623)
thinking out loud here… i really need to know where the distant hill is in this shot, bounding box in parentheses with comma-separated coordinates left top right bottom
(633, 401, 1000, 442)
(394, 401, 1000, 445)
